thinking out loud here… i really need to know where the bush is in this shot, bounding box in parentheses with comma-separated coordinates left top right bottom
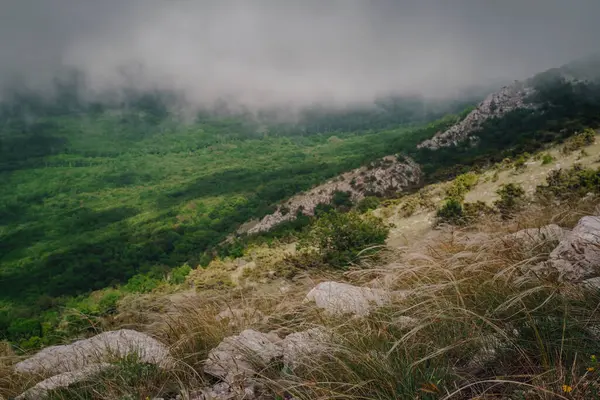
(98, 290, 123, 314)
(445, 172, 479, 202)
(494, 183, 526, 218)
(123, 274, 162, 294)
(169, 264, 192, 285)
(561, 128, 596, 154)
(331, 190, 353, 210)
(541, 153, 555, 165)
(436, 198, 464, 225)
(536, 165, 600, 201)
(300, 210, 389, 269)
(400, 197, 418, 217)
(356, 196, 381, 212)
(513, 153, 529, 170)
(463, 201, 495, 222)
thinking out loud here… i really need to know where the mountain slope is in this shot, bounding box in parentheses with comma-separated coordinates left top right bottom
(417, 56, 600, 151)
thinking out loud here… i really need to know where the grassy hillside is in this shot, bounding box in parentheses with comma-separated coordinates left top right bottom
(0, 97, 469, 341)
(2, 57, 600, 348)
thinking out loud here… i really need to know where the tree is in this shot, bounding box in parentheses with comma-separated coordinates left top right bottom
(300, 211, 389, 269)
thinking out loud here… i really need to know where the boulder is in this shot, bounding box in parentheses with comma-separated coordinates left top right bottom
(282, 328, 331, 371)
(16, 364, 112, 400)
(204, 329, 282, 384)
(304, 281, 403, 317)
(503, 224, 569, 249)
(543, 216, 600, 281)
(215, 308, 264, 327)
(15, 329, 172, 375)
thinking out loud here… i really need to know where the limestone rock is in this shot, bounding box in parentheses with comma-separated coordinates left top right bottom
(16, 364, 112, 400)
(243, 156, 422, 234)
(304, 281, 401, 316)
(418, 82, 536, 150)
(15, 329, 172, 375)
(503, 224, 569, 249)
(204, 329, 282, 384)
(544, 216, 600, 281)
(282, 328, 331, 371)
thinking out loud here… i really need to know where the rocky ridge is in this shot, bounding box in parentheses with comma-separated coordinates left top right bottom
(242, 155, 422, 234)
(417, 81, 536, 150)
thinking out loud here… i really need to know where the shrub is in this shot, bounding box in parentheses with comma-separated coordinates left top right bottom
(561, 128, 596, 154)
(400, 197, 418, 217)
(313, 202, 334, 217)
(463, 201, 495, 222)
(513, 154, 528, 170)
(299, 210, 389, 269)
(541, 153, 555, 165)
(169, 264, 192, 285)
(356, 196, 381, 212)
(123, 274, 162, 294)
(445, 172, 479, 202)
(98, 290, 123, 314)
(536, 165, 600, 201)
(436, 198, 464, 225)
(331, 190, 353, 210)
(494, 183, 526, 218)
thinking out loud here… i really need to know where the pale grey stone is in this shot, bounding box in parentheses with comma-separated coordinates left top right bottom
(544, 216, 600, 281)
(304, 281, 404, 316)
(16, 364, 112, 400)
(282, 328, 330, 371)
(204, 329, 282, 384)
(15, 329, 172, 375)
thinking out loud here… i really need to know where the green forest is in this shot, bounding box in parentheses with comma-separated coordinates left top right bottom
(2, 60, 600, 347)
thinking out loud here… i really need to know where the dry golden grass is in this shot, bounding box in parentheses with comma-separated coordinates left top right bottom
(3, 193, 600, 399)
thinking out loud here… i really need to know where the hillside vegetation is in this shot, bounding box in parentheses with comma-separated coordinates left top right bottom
(3, 136, 600, 400)
(0, 91, 472, 345)
(2, 57, 600, 399)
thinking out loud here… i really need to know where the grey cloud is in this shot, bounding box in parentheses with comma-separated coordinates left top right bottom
(1, 0, 599, 109)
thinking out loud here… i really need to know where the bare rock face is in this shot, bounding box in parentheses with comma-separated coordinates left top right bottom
(204, 329, 283, 384)
(16, 364, 112, 400)
(15, 329, 172, 376)
(418, 82, 536, 150)
(304, 281, 404, 317)
(244, 155, 422, 234)
(282, 328, 331, 371)
(536, 216, 600, 281)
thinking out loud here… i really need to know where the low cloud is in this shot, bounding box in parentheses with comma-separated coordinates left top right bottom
(1, 0, 599, 110)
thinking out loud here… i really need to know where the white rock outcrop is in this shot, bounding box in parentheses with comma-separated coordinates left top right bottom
(418, 82, 536, 150)
(538, 216, 600, 281)
(503, 224, 569, 249)
(15, 329, 172, 375)
(16, 364, 112, 400)
(282, 328, 331, 371)
(204, 329, 283, 384)
(304, 281, 402, 317)
(244, 156, 422, 234)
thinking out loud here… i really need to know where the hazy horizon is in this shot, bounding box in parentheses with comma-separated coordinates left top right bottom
(2, 1, 599, 111)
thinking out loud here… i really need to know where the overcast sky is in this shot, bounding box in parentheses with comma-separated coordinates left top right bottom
(1, 0, 598, 109)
